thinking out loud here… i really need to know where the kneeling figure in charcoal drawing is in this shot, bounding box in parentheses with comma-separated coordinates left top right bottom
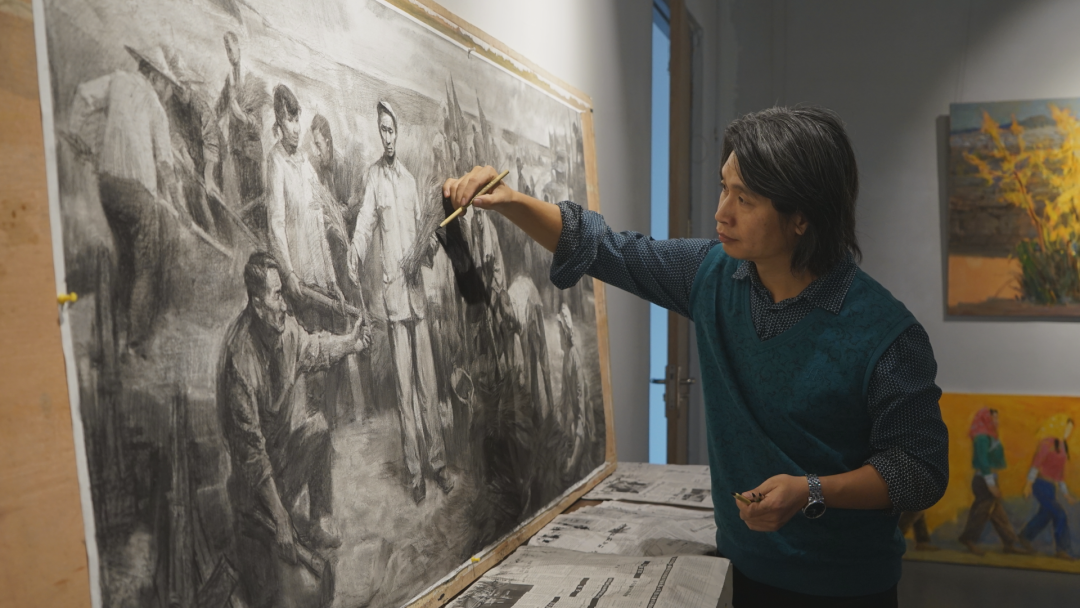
(217, 252, 372, 608)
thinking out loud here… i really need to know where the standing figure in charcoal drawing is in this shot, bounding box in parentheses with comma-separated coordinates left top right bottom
(66, 44, 186, 356)
(474, 211, 514, 380)
(1020, 416, 1077, 559)
(516, 156, 534, 199)
(350, 100, 453, 503)
(216, 31, 267, 214)
(558, 303, 591, 473)
(309, 113, 366, 424)
(265, 85, 341, 327)
(506, 276, 555, 423)
(163, 48, 220, 235)
(309, 114, 351, 296)
(217, 252, 373, 608)
(958, 407, 1027, 555)
(540, 151, 570, 205)
(266, 86, 355, 431)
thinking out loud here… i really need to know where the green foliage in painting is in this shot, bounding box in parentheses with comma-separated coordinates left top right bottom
(965, 106, 1080, 304)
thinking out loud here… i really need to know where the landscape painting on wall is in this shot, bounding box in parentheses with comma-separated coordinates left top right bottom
(33, 0, 613, 606)
(948, 98, 1080, 317)
(904, 394, 1080, 574)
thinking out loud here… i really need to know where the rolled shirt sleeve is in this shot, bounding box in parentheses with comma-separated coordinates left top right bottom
(550, 201, 718, 318)
(864, 324, 949, 513)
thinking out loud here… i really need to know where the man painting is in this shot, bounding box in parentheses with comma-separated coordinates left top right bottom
(67, 44, 186, 355)
(216, 31, 267, 210)
(217, 252, 371, 608)
(349, 100, 452, 503)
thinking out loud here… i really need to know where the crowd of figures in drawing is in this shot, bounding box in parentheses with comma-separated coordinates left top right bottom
(39, 0, 605, 606)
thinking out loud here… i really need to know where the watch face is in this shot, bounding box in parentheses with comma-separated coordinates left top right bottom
(804, 501, 826, 520)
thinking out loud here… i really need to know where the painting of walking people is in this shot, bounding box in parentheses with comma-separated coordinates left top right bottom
(904, 394, 1080, 574)
(947, 98, 1080, 317)
(33, 0, 611, 606)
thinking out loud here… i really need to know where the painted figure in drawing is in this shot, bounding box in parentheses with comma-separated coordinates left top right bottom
(1020, 415, 1076, 559)
(163, 47, 220, 234)
(216, 31, 266, 210)
(959, 407, 1028, 555)
(67, 45, 185, 355)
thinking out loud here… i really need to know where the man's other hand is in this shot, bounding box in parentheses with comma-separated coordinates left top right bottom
(735, 474, 809, 532)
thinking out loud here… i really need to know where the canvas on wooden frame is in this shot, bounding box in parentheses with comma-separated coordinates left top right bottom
(904, 393, 1080, 574)
(31, 0, 615, 606)
(947, 98, 1080, 317)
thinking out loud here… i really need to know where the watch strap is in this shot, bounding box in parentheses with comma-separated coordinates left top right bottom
(806, 473, 824, 504)
(803, 473, 825, 519)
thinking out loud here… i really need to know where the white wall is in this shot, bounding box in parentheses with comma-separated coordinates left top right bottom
(715, 0, 1080, 604)
(435, 0, 654, 461)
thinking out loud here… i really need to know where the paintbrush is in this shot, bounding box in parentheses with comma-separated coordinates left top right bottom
(439, 169, 510, 228)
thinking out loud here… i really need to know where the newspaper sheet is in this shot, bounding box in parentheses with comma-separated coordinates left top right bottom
(583, 463, 714, 508)
(449, 546, 732, 608)
(528, 501, 717, 556)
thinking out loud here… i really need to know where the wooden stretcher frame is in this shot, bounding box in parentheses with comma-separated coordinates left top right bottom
(0, 0, 616, 606)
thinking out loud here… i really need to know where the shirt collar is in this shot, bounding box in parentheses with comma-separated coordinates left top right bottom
(732, 254, 857, 315)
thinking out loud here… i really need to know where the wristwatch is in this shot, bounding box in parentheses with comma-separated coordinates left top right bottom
(802, 474, 826, 519)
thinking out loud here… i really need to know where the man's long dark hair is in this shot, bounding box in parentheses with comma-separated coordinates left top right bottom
(721, 106, 861, 276)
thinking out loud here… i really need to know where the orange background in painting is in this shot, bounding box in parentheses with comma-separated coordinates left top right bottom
(925, 393, 1080, 532)
(947, 255, 1022, 307)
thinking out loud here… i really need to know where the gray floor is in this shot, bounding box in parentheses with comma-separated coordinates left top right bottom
(899, 561, 1080, 607)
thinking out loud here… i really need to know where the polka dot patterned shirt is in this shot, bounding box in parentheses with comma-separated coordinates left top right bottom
(550, 201, 949, 513)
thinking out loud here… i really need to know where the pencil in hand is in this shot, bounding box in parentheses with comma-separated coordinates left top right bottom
(732, 491, 763, 505)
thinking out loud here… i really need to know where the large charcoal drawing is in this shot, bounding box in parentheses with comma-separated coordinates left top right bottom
(34, 0, 606, 606)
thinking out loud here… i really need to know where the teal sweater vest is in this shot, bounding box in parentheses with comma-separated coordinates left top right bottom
(690, 246, 916, 596)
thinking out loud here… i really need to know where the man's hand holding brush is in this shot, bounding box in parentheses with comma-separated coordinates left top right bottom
(442, 165, 564, 253)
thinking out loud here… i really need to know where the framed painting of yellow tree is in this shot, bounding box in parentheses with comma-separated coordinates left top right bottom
(948, 98, 1080, 317)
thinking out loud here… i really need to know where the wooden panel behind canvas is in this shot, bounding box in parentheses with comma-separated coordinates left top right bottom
(0, 2, 94, 607)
